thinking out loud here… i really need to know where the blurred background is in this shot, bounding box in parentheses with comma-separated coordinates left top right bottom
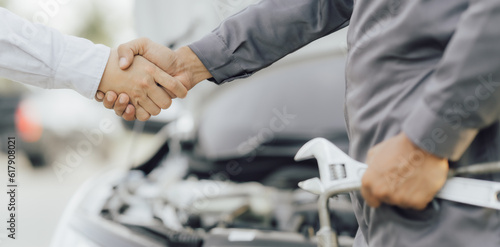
(0, 1, 140, 246)
(0, 1, 351, 247)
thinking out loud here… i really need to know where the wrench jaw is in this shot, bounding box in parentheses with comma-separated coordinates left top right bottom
(295, 138, 367, 193)
(295, 138, 366, 247)
(298, 177, 324, 195)
(294, 138, 352, 165)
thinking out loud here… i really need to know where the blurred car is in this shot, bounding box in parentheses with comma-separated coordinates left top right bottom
(0, 81, 48, 166)
(51, 29, 355, 247)
(52, 1, 354, 246)
(0, 91, 20, 150)
(0, 83, 124, 167)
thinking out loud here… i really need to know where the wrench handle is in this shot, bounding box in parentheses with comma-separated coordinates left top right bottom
(436, 177, 500, 210)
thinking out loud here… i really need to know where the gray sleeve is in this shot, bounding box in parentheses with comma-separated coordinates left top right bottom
(402, 0, 500, 160)
(188, 0, 353, 84)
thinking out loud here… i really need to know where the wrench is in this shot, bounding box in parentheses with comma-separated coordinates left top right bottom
(294, 138, 500, 247)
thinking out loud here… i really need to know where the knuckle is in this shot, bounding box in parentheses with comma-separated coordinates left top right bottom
(129, 92, 138, 101)
(373, 187, 389, 199)
(131, 88, 142, 98)
(138, 78, 151, 89)
(144, 65, 156, 74)
(361, 174, 373, 188)
(139, 37, 151, 43)
(117, 43, 126, 51)
(132, 97, 140, 107)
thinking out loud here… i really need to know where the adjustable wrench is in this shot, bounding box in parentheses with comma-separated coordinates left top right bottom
(294, 138, 500, 247)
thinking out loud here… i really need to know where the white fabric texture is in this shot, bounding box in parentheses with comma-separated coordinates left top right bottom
(0, 7, 110, 99)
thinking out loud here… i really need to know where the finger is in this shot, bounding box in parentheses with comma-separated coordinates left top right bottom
(153, 67, 188, 98)
(135, 106, 151, 122)
(95, 90, 105, 102)
(361, 173, 382, 208)
(148, 86, 173, 110)
(404, 192, 433, 211)
(122, 104, 136, 121)
(138, 97, 161, 116)
(361, 186, 381, 208)
(113, 93, 130, 116)
(166, 90, 176, 99)
(103, 91, 118, 109)
(157, 84, 176, 99)
(117, 38, 151, 70)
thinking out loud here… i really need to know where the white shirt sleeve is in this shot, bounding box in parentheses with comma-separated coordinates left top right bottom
(0, 7, 110, 99)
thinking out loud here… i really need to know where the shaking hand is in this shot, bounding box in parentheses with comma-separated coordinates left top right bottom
(97, 38, 212, 120)
(97, 49, 188, 121)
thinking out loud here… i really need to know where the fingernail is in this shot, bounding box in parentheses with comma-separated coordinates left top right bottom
(107, 94, 113, 101)
(96, 93, 103, 100)
(126, 107, 131, 114)
(119, 95, 127, 104)
(119, 57, 127, 68)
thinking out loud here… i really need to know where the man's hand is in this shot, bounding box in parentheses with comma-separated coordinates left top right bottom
(95, 91, 136, 121)
(361, 132, 449, 210)
(117, 38, 212, 90)
(98, 49, 188, 121)
(98, 38, 212, 119)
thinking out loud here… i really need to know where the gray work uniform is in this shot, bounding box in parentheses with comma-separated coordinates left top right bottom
(189, 0, 500, 246)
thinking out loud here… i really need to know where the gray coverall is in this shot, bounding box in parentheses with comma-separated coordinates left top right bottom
(189, 0, 500, 246)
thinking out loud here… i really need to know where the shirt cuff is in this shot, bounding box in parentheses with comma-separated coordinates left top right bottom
(54, 35, 110, 99)
(402, 100, 478, 161)
(189, 33, 251, 84)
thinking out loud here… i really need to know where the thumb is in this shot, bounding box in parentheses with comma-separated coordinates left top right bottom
(117, 38, 152, 70)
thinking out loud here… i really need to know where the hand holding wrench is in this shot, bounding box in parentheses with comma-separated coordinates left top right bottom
(294, 138, 500, 247)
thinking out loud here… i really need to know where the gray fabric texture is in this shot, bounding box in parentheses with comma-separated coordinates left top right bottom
(189, 0, 500, 246)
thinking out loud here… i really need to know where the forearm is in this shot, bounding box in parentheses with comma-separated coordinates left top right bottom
(189, 0, 353, 84)
(173, 46, 212, 89)
(402, 0, 500, 160)
(0, 7, 109, 99)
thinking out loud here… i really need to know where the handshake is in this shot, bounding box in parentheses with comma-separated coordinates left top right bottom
(95, 38, 212, 121)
